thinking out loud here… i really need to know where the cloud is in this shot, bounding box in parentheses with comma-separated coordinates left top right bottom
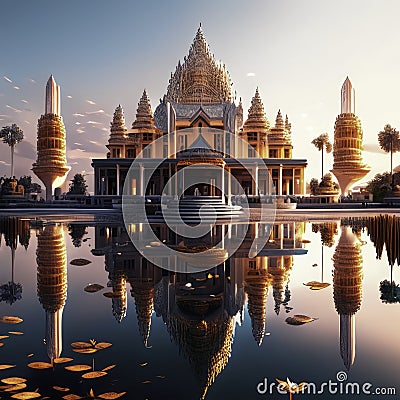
(67, 95, 72, 99)
(363, 143, 385, 154)
(73, 113, 85, 117)
(21, 100, 28, 104)
(76, 128, 85, 133)
(86, 100, 96, 105)
(6, 104, 22, 113)
(3, 76, 12, 83)
(29, 79, 36, 84)
(87, 121, 102, 125)
(246, 72, 256, 77)
(13, 86, 20, 90)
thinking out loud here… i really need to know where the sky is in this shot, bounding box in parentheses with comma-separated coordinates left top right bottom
(1, 0, 400, 193)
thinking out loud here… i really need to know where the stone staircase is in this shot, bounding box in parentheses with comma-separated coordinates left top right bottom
(160, 196, 245, 223)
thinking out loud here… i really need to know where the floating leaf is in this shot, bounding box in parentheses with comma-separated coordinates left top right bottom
(27, 354, 34, 358)
(73, 348, 98, 354)
(8, 331, 24, 335)
(54, 357, 73, 364)
(101, 365, 116, 372)
(310, 283, 331, 290)
(71, 342, 92, 349)
(156, 375, 166, 379)
(84, 284, 104, 293)
(304, 281, 331, 290)
(0, 316, 23, 324)
(27, 361, 53, 369)
(0, 342, 4, 347)
(4, 383, 27, 391)
(53, 386, 70, 392)
(0, 364, 16, 370)
(0, 335, 9, 340)
(1, 378, 27, 384)
(62, 395, 83, 400)
(285, 314, 316, 325)
(139, 362, 148, 367)
(82, 371, 107, 379)
(141, 380, 151, 384)
(95, 342, 112, 350)
(70, 258, 92, 266)
(11, 392, 41, 399)
(65, 365, 92, 372)
(103, 292, 119, 298)
(97, 392, 127, 399)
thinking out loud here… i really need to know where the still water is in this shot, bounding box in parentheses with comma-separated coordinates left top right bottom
(0, 214, 399, 400)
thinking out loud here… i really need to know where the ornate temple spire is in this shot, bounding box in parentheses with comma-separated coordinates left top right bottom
(275, 109, 284, 130)
(341, 76, 355, 114)
(285, 114, 291, 134)
(131, 90, 157, 131)
(166, 26, 232, 104)
(244, 271, 272, 346)
(243, 88, 270, 131)
(109, 104, 128, 139)
(130, 281, 154, 347)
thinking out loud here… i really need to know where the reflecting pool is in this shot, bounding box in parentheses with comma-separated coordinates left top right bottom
(0, 214, 399, 399)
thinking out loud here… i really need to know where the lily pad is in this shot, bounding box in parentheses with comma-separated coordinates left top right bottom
(70, 258, 92, 266)
(0, 316, 23, 324)
(82, 371, 107, 379)
(84, 284, 104, 293)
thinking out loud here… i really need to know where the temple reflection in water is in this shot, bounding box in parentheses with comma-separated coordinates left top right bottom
(93, 220, 305, 398)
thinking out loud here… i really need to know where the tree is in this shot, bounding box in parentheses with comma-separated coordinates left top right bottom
(18, 175, 41, 194)
(378, 124, 400, 187)
(309, 178, 319, 195)
(68, 173, 88, 195)
(0, 124, 24, 178)
(366, 172, 398, 201)
(311, 133, 332, 178)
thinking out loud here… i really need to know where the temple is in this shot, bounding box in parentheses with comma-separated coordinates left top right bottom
(331, 77, 370, 196)
(32, 75, 70, 201)
(91, 26, 307, 205)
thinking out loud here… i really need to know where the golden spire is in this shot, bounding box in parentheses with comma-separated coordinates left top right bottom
(285, 114, 291, 133)
(268, 109, 292, 147)
(275, 109, 284, 129)
(166, 26, 232, 104)
(244, 270, 272, 346)
(243, 88, 270, 131)
(109, 271, 127, 323)
(130, 279, 155, 347)
(109, 104, 128, 139)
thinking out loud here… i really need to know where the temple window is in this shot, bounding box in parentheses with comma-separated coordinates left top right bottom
(269, 149, 278, 158)
(284, 149, 290, 158)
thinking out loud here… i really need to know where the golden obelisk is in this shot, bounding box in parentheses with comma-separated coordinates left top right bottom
(36, 224, 67, 362)
(33, 76, 70, 201)
(331, 77, 370, 196)
(333, 225, 363, 370)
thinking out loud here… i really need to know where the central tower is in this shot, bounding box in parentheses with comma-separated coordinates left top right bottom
(32, 75, 70, 201)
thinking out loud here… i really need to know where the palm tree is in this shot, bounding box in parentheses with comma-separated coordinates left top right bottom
(311, 133, 332, 178)
(378, 124, 400, 187)
(0, 124, 24, 178)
